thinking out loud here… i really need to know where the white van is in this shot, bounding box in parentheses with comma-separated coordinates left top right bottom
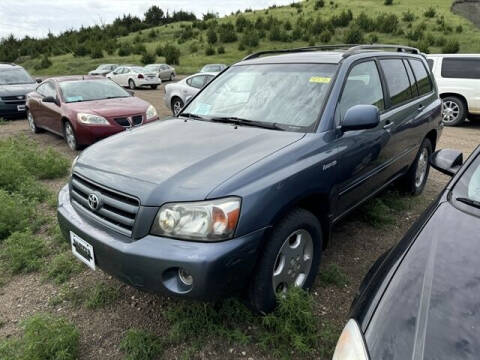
(427, 54, 480, 126)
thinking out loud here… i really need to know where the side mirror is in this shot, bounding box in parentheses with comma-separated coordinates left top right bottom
(42, 96, 59, 106)
(342, 105, 380, 132)
(430, 149, 463, 176)
(36, 78, 42, 83)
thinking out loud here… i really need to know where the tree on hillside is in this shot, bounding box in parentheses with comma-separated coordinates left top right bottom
(145, 6, 165, 26)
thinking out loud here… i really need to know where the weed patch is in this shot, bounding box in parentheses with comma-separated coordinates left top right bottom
(0, 313, 79, 360)
(49, 285, 85, 307)
(319, 264, 349, 287)
(1, 231, 46, 274)
(120, 329, 164, 360)
(0, 190, 37, 240)
(85, 282, 121, 309)
(45, 252, 84, 284)
(360, 190, 414, 227)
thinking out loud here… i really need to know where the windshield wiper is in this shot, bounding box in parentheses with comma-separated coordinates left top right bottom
(208, 116, 286, 131)
(456, 197, 480, 209)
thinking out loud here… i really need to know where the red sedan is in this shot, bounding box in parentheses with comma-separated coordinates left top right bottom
(26, 76, 159, 150)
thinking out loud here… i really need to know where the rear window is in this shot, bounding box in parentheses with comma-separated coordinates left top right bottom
(409, 59, 433, 96)
(380, 59, 413, 106)
(426, 59, 434, 70)
(441, 58, 480, 79)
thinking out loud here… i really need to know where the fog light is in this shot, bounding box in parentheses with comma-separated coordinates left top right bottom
(178, 268, 193, 286)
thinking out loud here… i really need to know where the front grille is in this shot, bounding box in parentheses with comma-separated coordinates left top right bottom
(113, 114, 143, 127)
(114, 117, 130, 127)
(70, 174, 139, 237)
(132, 115, 143, 126)
(1, 95, 25, 105)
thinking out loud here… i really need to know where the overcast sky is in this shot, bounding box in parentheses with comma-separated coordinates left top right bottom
(0, 0, 296, 39)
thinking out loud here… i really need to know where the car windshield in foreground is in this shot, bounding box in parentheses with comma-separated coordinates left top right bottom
(59, 79, 130, 103)
(453, 152, 480, 208)
(183, 63, 337, 131)
(0, 68, 35, 85)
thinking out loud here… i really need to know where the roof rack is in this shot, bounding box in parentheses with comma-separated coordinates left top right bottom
(242, 44, 420, 61)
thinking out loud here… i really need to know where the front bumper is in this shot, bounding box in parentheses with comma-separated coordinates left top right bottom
(0, 102, 26, 118)
(57, 184, 265, 299)
(137, 78, 161, 87)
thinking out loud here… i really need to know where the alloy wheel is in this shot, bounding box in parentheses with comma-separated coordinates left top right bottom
(272, 229, 314, 294)
(27, 111, 36, 132)
(442, 100, 460, 124)
(173, 100, 183, 115)
(415, 147, 429, 188)
(64, 123, 77, 150)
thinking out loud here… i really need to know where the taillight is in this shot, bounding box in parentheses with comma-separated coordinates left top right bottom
(137, 74, 144, 79)
(332, 319, 369, 360)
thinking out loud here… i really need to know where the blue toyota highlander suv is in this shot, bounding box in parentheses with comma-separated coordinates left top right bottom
(58, 45, 442, 313)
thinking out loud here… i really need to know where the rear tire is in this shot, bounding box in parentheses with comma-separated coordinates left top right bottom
(64, 121, 79, 151)
(442, 96, 466, 126)
(170, 73, 174, 81)
(171, 97, 184, 116)
(248, 208, 323, 314)
(27, 109, 41, 134)
(128, 79, 136, 90)
(150, 85, 158, 90)
(401, 138, 432, 195)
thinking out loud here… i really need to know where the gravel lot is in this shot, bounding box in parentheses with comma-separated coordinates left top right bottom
(1, 80, 479, 359)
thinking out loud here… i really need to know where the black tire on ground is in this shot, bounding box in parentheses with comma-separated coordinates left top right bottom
(469, 114, 480, 123)
(401, 138, 432, 195)
(248, 208, 323, 314)
(64, 121, 79, 151)
(128, 79, 136, 90)
(170, 73, 174, 81)
(26, 109, 42, 134)
(442, 96, 466, 126)
(150, 85, 158, 90)
(171, 97, 184, 116)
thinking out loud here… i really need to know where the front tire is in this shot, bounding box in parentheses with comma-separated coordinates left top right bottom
(150, 85, 158, 90)
(248, 208, 323, 314)
(401, 138, 432, 195)
(170, 73, 174, 81)
(171, 97, 184, 116)
(442, 96, 466, 126)
(27, 109, 41, 134)
(128, 79, 136, 90)
(64, 121, 79, 151)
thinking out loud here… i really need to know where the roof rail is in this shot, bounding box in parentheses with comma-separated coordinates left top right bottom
(342, 44, 420, 57)
(242, 44, 357, 60)
(242, 44, 421, 61)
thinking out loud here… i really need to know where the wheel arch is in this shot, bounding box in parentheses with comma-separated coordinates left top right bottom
(425, 129, 438, 152)
(440, 92, 468, 111)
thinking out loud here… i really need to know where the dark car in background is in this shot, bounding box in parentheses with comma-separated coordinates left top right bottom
(333, 146, 480, 360)
(0, 63, 40, 119)
(58, 45, 442, 313)
(26, 76, 159, 150)
(88, 64, 118, 76)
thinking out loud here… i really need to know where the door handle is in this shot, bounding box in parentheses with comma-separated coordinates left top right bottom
(417, 104, 424, 112)
(383, 120, 394, 129)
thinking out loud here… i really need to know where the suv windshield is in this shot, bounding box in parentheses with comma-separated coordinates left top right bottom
(183, 63, 337, 130)
(59, 79, 130, 103)
(453, 152, 480, 204)
(0, 68, 35, 85)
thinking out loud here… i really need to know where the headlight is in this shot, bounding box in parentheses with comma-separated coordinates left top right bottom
(332, 319, 369, 360)
(77, 113, 109, 125)
(151, 197, 241, 241)
(146, 104, 157, 120)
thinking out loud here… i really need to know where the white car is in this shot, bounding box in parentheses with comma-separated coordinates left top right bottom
(106, 66, 161, 90)
(164, 72, 216, 115)
(145, 64, 176, 81)
(427, 54, 480, 126)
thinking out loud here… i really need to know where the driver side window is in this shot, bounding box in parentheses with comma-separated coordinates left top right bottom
(37, 82, 56, 98)
(337, 61, 385, 121)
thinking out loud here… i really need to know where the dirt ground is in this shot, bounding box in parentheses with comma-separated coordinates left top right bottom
(1, 81, 479, 359)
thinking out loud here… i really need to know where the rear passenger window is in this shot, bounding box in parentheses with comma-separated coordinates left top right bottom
(403, 60, 418, 98)
(337, 61, 384, 119)
(380, 59, 412, 106)
(409, 59, 433, 96)
(441, 57, 480, 79)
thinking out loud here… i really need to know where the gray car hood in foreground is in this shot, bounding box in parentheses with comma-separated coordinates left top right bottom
(75, 118, 304, 206)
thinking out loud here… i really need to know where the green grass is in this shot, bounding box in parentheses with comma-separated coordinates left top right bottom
(45, 252, 84, 284)
(85, 282, 121, 309)
(0, 313, 79, 360)
(0, 231, 47, 274)
(0, 191, 37, 240)
(120, 329, 164, 360)
(319, 263, 350, 287)
(49, 285, 85, 307)
(19, 0, 480, 77)
(360, 190, 415, 227)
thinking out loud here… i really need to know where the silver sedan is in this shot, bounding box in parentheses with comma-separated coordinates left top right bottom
(164, 72, 216, 115)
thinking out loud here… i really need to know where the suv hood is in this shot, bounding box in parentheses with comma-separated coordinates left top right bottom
(75, 118, 304, 205)
(0, 83, 36, 97)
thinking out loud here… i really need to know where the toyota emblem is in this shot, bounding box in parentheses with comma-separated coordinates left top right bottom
(88, 193, 100, 211)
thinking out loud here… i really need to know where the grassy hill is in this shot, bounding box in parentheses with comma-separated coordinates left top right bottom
(21, 0, 480, 76)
